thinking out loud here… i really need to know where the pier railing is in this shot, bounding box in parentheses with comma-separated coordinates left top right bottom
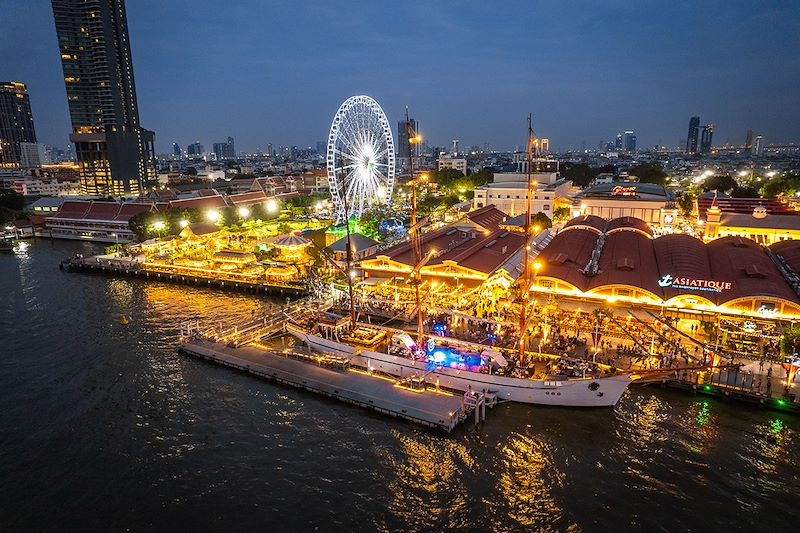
(208, 295, 334, 346)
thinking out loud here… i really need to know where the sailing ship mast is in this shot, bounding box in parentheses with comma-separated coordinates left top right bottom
(519, 115, 536, 364)
(338, 166, 357, 329)
(405, 108, 425, 346)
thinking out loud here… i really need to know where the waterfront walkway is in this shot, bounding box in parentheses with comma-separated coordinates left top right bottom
(179, 339, 475, 431)
(60, 254, 308, 296)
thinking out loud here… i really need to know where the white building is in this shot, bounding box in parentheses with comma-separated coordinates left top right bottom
(4, 178, 81, 196)
(473, 157, 573, 216)
(437, 156, 467, 176)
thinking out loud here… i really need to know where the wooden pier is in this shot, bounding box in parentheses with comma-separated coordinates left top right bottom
(178, 339, 487, 431)
(60, 256, 308, 296)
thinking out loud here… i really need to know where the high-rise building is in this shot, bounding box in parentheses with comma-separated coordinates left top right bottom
(172, 143, 181, 157)
(624, 131, 636, 152)
(540, 138, 550, 154)
(700, 124, 714, 154)
(397, 118, 419, 159)
(213, 137, 235, 159)
(187, 141, 203, 156)
(754, 135, 764, 156)
(20, 142, 47, 168)
(0, 81, 37, 167)
(615, 133, 623, 151)
(745, 129, 755, 151)
(51, 0, 155, 196)
(686, 116, 700, 154)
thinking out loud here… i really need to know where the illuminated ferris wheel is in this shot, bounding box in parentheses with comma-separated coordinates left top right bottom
(327, 95, 396, 222)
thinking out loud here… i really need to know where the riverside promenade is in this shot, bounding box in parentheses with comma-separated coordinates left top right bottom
(60, 254, 308, 296)
(178, 339, 485, 431)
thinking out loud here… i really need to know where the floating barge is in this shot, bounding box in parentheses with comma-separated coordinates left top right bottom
(178, 339, 491, 432)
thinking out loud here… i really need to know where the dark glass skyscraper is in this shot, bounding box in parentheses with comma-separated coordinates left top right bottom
(686, 116, 700, 154)
(700, 124, 714, 154)
(0, 81, 37, 167)
(51, 0, 155, 196)
(397, 118, 418, 159)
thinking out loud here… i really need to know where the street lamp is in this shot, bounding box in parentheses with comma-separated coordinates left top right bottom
(238, 206, 251, 219)
(266, 199, 278, 213)
(179, 219, 189, 228)
(206, 210, 220, 223)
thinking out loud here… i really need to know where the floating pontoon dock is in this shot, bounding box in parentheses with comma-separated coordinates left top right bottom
(178, 339, 490, 431)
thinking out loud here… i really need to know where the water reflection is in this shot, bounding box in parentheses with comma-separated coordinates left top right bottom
(495, 432, 564, 529)
(383, 429, 473, 530)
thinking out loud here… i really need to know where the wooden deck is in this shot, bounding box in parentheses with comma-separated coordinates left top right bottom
(178, 339, 470, 431)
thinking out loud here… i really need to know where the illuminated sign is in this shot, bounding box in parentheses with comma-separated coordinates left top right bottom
(611, 186, 637, 196)
(658, 274, 731, 293)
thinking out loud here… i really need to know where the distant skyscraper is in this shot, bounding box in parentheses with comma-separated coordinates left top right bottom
(397, 118, 419, 159)
(624, 131, 636, 152)
(615, 133, 623, 151)
(267, 143, 274, 156)
(19, 142, 46, 168)
(0, 81, 37, 167)
(172, 143, 181, 157)
(745, 129, 755, 151)
(686, 116, 700, 154)
(187, 141, 203, 156)
(52, 0, 155, 196)
(213, 137, 235, 159)
(540, 138, 550, 154)
(754, 135, 764, 155)
(700, 124, 714, 154)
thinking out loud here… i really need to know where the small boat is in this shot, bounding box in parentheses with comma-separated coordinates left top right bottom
(119, 315, 130, 325)
(0, 239, 13, 252)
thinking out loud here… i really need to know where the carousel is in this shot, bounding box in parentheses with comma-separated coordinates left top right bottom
(273, 234, 313, 264)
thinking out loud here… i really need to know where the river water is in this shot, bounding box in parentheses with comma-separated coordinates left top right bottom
(1, 240, 798, 532)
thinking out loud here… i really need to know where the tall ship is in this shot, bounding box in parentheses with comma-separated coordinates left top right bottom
(288, 112, 633, 407)
(286, 316, 632, 407)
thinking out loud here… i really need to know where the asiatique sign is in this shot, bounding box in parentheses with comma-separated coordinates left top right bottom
(658, 274, 731, 293)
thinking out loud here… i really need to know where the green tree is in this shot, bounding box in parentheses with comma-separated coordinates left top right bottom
(531, 211, 552, 229)
(630, 162, 667, 186)
(702, 174, 738, 193)
(677, 191, 696, 217)
(553, 206, 571, 224)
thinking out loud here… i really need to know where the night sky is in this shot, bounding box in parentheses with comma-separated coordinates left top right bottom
(2, 0, 798, 153)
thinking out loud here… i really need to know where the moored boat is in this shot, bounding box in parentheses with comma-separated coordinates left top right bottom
(287, 317, 633, 407)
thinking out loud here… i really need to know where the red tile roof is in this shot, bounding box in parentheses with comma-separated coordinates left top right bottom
(168, 195, 227, 210)
(114, 203, 152, 221)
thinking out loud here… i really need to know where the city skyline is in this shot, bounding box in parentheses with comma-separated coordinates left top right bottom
(1, 0, 799, 153)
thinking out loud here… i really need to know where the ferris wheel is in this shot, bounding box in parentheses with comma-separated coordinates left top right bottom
(327, 95, 396, 222)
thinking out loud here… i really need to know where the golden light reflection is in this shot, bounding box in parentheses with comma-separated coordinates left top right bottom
(383, 429, 474, 529)
(496, 433, 564, 527)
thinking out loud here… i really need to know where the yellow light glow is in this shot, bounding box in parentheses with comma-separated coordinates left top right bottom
(238, 206, 251, 218)
(179, 219, 189, 228)
(206, 210, 220, 222)
(266, 199, 278, 212)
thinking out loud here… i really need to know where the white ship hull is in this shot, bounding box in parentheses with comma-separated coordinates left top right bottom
(287, 324, 631, 407)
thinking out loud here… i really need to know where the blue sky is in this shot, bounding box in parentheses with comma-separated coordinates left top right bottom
(1, 0, 798, 153)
